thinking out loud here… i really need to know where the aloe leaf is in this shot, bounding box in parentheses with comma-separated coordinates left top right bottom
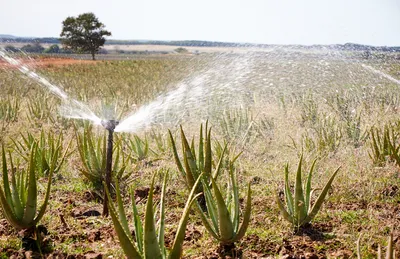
(18, 161, 27, 208)
(305, 167, 340, 224)
(190, 138, 198, 168)
(180, 127, 197, 188)
(33, 162, 53, 225)
(10, 163, 23, 220)
(132, 188, 144, 254)
(230, 166, 240, 232)
(211, 144, 226, 181)
(276, 193, 294, 224)
(294, 155, 306, 226)
(56, 138, 72, 173)
(198, 124, 204, 172)
(0, 186, 26, 229)
(40, 149, 50, 176)
(231, 150, 243, 165)
(169, 173, 203, 259)
(82, 135, 94, 174)
(371, 129, 380, 160)
(75, 133, 88, 173)
(211, 177, 234, 242)
(168, 130, 185, 177)
(1, 146, 13, 208)
(135, 136, 144, 159)
(47, 145, 57, 174)
(86, 130, 99, 172)
(22, 145, 37, 225)
(203, 179, 219, 232)
(284, 164, 294, 216)
(115, 178, 130, 238)
(305, 160, 316, 214)
(196, 203, 220, 240)
(113, 144, 121, 173)
(143, 174, 162, 259)
(107, 187, 142, 259)
(204, 127, 212, 177)
(158, 172, 168, 257)
(231, 183, 251, 243)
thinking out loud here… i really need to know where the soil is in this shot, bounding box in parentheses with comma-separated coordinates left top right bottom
(0, 57, 98, 69)
(1, 181, 399, 258)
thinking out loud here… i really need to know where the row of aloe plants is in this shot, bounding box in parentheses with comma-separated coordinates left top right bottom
(0, 123, 397, 258)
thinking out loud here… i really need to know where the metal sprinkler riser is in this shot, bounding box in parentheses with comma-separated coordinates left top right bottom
(101, 119, 119, 216)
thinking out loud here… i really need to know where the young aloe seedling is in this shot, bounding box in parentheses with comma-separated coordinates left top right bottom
(106, 171, 203, 259)
(276, 155, 340, 229)
(0, 144, 53, 230)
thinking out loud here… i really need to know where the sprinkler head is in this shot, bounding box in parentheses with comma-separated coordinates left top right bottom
(101, 120, 119, 131)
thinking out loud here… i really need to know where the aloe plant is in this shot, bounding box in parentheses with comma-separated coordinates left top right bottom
(75, 125, 127, 189)
(357, 233, 396, 259)
(149, 130, 170, 157)
(0, 144, 52, 230)
(197, 164, 252, 247)
(26, 95, 56, 124)
(218, 107, 264, 144)
(13, 130, 71, 177)
(169, 123, 251, 247)
(213, 139, 242, 172)
(369, 125, 400, 167)
(0, 97, 20, 123)
(106, 171, 202, 259)
(125, 134, 158, 162)
(169, 123, 225, 211)
(276, 155, 340, 228)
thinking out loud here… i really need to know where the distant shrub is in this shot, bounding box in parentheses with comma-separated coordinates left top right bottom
(4, 45, 18, 52)
(44, 44, 60, 53)
(21, 43, 44, 53)
(175, 47, 189, 54)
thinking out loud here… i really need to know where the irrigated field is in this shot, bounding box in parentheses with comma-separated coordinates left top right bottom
(0, 50, 399, 258)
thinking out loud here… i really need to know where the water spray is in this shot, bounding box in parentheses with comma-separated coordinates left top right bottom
(100, 119, 119, 216)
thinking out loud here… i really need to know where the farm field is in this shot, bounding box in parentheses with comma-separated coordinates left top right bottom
(0, 50, 399, 258)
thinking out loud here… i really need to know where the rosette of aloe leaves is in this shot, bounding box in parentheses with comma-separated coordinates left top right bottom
(106, 171, 203, 259)
(276, 155, 340, 229)
(0, 144, 53, 231)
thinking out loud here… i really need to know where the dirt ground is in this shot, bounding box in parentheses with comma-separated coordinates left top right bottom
(0, 57, 98, 69)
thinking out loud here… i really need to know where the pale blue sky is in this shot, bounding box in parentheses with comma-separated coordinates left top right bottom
(1, 0, 399, 46)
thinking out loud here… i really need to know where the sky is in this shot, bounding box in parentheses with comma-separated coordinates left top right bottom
(0, 0, 399, 46)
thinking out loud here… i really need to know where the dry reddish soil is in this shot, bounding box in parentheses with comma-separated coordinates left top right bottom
(0, 57, 98, 69)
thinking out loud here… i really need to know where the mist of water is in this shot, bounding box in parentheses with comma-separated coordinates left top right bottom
(0, 49, 102, 125)
(115, 54, 255, 132)
(1, 49, 257, 133)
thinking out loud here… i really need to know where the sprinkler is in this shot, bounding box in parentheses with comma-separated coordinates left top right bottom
(101, 119, 119, 216)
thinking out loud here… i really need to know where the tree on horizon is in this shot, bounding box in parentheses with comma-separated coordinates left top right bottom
(60, 13, 111, 60)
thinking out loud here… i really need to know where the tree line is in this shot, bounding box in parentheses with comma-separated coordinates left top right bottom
(3, 43, 72, 54)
